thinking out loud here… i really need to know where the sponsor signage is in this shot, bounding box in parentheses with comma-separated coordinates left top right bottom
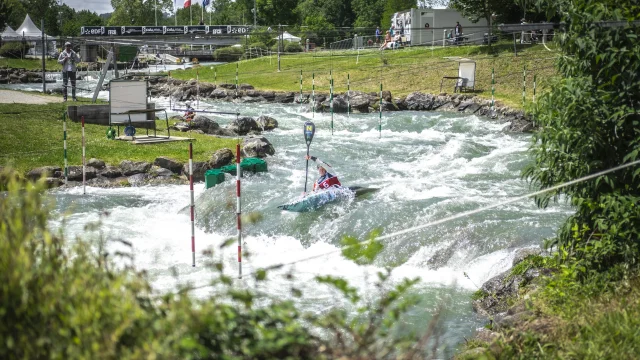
(80, 25, 251, 36)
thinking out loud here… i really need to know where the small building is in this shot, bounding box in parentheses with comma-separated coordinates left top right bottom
(390, 9, 489, 46)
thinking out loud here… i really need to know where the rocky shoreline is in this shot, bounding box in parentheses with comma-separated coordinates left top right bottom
(458, 248, 554, 358)
(147, 77, 535, 133)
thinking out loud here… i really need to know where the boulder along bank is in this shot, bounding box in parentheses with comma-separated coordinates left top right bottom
(147, 76, 535, 133)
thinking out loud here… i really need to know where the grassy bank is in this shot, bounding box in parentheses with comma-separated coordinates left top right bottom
(0, 101, 238, 174)
(171, 42, 559, 108)
(460, 259, 640, 359)
(0, 58, 62, 71)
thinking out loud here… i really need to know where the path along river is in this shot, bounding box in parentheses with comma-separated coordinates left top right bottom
(4, 75, 572, 352)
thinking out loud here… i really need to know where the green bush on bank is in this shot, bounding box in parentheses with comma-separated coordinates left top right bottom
(0, 168, 444, 359)
(213, 46, 243, 61)
(0, 42, 31, 58)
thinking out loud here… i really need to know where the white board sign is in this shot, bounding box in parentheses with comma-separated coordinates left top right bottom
(109, 80, 147, 124)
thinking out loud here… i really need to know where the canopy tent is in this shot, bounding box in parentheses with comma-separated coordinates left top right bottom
(15, 14, 51, 40)
(1, 26, 20, 39)
(274, 31, 301, 43)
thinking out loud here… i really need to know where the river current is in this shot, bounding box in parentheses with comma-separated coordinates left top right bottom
(5, 75, 571, 352)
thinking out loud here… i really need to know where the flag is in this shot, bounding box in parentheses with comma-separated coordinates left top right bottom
(202, 0, 210, 7)
(184, 0, 191, 8)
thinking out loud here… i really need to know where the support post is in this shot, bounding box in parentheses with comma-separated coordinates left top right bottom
(82, 116, 86, 195)
(491, 68, 495, 111)
(236, 143, 242, 279)
(379, 83, 382, 138)
(347, 73, 350, 118)
(522, 65, 526, 107)
(312, 72, 315, 119)
(533, 74, 537, 102)
(63, 112, 68, 184)
(189, 142, 195, 267)
(41, 19, 45, 94)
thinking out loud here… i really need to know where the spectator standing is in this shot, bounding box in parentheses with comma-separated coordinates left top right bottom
(57, 42, 80, 102)
(375, 26, 381, 43)
(454, 22, 463, 45)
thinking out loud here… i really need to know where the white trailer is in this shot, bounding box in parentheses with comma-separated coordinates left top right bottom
(390, 8, 489, 46)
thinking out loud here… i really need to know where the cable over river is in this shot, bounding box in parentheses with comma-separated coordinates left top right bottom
(50, 100, 571, 353)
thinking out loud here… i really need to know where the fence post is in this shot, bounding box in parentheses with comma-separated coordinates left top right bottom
(491, 68, 495, 111)
(522, 65, 526, 107)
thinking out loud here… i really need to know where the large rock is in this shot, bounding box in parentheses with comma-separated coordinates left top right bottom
(331, 96, 349, 113)
(209, 148, 234, 168)
(274, 92, 295, 103)
(87, 158, 105, 169)
(242, 136, 275, 158)
(120, 160, 151, 176)
(100, 166, 122, 178)
(403, 92, 435, 111)
(66, 166, 97, 181)
(183, 161, 210, 182)
(228, 117, 259, 135)
(256, 115, 278, 131)
(348, 91, 373, 113)
(27, 166, 62, 181)
(191, 116, 221, 134)
(154, 156, 183, 174)
(210, 88, 228, 98)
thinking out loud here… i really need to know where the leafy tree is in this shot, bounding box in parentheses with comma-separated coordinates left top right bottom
(449, 0, 522, 29)
(381, 0, 416, 31)
(255, 0, 299, 26)
(108, 0, 169, 25)
(523, 0, 640, 274)
(352, 0, 385, 29)
(22, 0, 59, 35)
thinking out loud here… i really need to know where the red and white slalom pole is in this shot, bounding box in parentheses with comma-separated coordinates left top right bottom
(236, 143, 242, 279)
(82, 115, 86, 195)
(189, 142, 195, 267)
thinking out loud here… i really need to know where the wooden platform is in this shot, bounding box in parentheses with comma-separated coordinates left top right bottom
(116, 135, 192, 144)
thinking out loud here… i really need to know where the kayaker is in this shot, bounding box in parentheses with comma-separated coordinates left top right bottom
(305, 155, 341, 191)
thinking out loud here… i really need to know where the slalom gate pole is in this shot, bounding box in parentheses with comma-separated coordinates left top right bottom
(196, 68, 200, 109)
(491, 68, 495, 111)
(82, 116, 86, 195)
(235, 63, 239, 98)
(330, 78, 334, 135)
(63, 112, 68, 184)
(533, 74, 537, 103)
(299, 69, 303, 110)
(347, 73, 350, 118)
(379, 83, 382, 138)
(312, 73, 315, 119)
(522, 65, 526, 107)
(189, 143, 195, 267)
(168, 71, 172, 109)
(236, 143, 242, 279)
(214, 67, 217, 85)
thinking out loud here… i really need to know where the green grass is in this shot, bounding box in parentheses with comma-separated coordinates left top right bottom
(0, 58, 62, 71)
(0, 101, 239, 174)
(172, 41, 559, 108)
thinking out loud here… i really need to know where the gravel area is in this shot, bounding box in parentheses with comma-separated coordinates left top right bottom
(0, 90, 64, 104)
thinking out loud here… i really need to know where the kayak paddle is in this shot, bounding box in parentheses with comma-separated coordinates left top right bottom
(303, 121, 315, 195)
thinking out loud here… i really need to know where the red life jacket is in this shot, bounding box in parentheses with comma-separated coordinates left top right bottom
(314, 173, 341, 190)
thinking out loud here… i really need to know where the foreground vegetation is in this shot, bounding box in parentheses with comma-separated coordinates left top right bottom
(0, 172, 443, 359)
(0, 101, 238, 174)
(460, 0, 640, 358)
(173, 42, 558, 108)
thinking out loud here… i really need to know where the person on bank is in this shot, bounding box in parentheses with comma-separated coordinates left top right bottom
(305, 155, 341, 191)
(58, 42, 80, 102)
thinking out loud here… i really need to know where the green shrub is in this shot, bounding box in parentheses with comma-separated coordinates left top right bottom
(213, 46, 243, 61)
(248, 41, 267, 51)
(0, 42, 31, 58)
(284, 42, 303, 52)
(0, 167, 445, 359)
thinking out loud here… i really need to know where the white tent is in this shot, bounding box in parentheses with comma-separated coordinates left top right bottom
(1, 25, 20, 39)
(15, 14, 50, 40)
(274, 31, 301, 43)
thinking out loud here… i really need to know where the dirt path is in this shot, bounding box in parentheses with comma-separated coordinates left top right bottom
(0, 90, 64, 104)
